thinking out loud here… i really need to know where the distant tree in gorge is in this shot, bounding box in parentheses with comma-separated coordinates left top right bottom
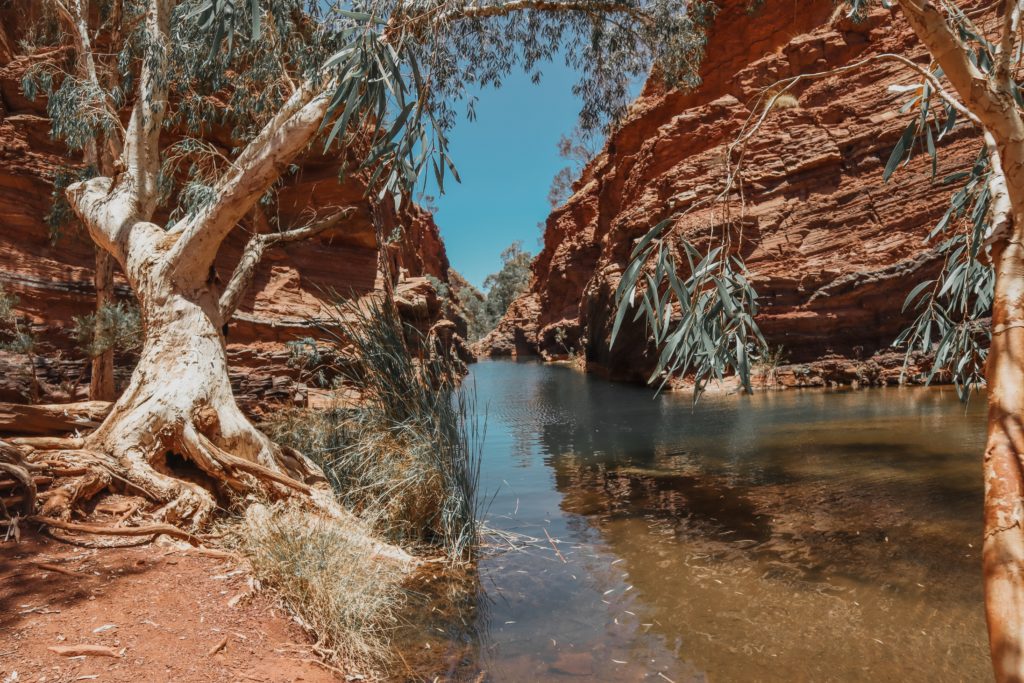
(452, 278, 492, 341)
(483, 241, 533, 328)
(11, 0, 714, 534)
(547, 127, 598, 208)
(614, 1, 1024, 678)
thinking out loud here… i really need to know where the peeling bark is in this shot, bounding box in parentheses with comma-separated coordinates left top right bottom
(891, 2, 1024, 678)
(985, 239, 1024, 683)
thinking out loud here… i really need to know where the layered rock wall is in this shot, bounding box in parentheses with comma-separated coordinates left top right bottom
(483, 0, 980, 386)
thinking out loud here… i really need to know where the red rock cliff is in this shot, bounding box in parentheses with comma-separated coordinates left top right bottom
(483, 0, 978, 385)
(0, 11, 463, 407)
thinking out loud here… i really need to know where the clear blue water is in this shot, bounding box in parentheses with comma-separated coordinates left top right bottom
(447, 360, 990, 682)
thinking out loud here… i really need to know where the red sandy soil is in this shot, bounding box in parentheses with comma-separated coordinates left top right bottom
(0, 531, 344, 683)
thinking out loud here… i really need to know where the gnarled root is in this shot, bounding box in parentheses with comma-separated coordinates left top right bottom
(0, 438, 37, 520)
(2, 408, 414, 569)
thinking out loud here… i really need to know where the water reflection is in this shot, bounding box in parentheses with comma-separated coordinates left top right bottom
(441, 361, 989, 681)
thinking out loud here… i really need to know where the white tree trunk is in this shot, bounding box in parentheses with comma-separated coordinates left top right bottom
(56, 179, 356, 534)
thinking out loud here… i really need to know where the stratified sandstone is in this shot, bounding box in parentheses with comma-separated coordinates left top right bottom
(0, 10, 465, 407)
(482, 0, 978, 386)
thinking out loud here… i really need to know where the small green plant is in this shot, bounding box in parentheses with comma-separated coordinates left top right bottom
(71, 301, 143, 360)
(285, 337, 337, 389)
(0, 285, 40, 402)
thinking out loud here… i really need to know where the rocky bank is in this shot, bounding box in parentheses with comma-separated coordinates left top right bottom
(481, 0, 980, 387)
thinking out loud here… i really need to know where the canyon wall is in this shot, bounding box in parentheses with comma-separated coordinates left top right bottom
(0, 10, 464, 408)
(482, 0, 979, 386)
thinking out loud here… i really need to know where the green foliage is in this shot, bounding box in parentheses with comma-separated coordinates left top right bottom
(192, 0, 718, 139)
(22, 56, 119, 153)
(0, 285, 36, 357)
(881, 69, 957, 183)
(46, 165, 98, 243)
(71, 301, 143, 359)
(483, 241, 533, 325)
(267, 296, 482, 561)
(285, 337, 338, 388)
(24, 0, 718, 248)
(894, 146, 993, 400)
(548, 127, 597, 208)
(444, 244, 533, 342)
(0, 285, 16, 323)
(612, 224, 767, 395)
(0, 284, 40, 402)
(620, 1, 1004, 400)
(874, 28, 996, 399)
(456, 283, 491, 342)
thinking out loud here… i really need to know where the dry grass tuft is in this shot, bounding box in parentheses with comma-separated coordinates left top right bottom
(770, 92, 800, 110)
(230, 503, 407, 674)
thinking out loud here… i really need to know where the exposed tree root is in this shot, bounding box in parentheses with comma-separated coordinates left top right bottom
(0, 401, 112, 436)
(10, 436, 86, 451)
(28, 515, 202, 544)
(0, 438, 36, 519)
(0, 389, 415, 571)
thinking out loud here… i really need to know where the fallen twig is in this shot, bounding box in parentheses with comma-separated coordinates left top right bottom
(207, 635, 229, 656)
(36, 562, 87, 577)
(48, 644, 121, 658)
(543, 527, 567, 564)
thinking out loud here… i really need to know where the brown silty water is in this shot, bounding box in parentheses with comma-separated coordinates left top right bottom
(416, 360, 989, 682)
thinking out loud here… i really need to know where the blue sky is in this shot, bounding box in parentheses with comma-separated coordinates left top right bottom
(426, 61, 595, 289)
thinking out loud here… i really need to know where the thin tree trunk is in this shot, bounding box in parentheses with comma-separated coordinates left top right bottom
(89, 249, 116, 401)
(985, 240, 1024, 683)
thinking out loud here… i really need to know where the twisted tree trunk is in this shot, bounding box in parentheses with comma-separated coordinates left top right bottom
(41, 197, 330, 527)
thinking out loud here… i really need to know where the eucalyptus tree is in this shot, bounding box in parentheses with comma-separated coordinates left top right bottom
(484, 241, 533, 324)
(22, 0, 711, 532)
(613, 1, 1024, 678)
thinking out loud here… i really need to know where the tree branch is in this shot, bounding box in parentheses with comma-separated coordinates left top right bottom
(165, 79, 331, 284)
(896, 0, 1024, 241)
(987, 130, 1014, 245)
(389, 0, 654, 38)
(50, 0, 124, 166)
(218, 207, 355, 321)
(995, 0, 1022, 84)
(66, 177, 127, 261)
(896, 0, 1016, 135)
(121, 0, 174, 220)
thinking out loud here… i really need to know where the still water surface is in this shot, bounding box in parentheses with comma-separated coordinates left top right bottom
(452, 360, 989, 681)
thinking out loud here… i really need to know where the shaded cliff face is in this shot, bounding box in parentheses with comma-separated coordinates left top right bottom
(483, 0, 977, 385)
(0, 14, 461, 407)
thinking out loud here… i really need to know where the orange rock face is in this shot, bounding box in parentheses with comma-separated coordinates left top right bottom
(0, 13, 462, 406)
(482, 0, 979, 385)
